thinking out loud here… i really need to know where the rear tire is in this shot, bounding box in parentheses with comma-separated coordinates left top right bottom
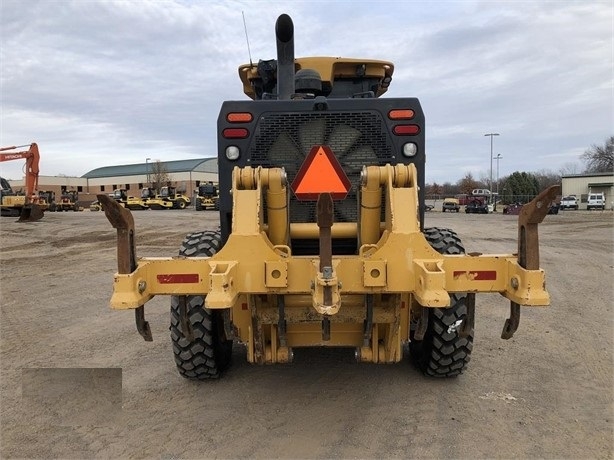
(422, 227, 464, 255)
(170, 231, 233, 380)
(410, 228, 474, 377)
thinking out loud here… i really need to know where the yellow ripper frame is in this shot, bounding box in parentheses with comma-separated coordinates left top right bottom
(98, 164, 559, 363)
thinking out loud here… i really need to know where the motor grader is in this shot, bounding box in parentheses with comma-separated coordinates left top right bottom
(99, 14, 558, 380)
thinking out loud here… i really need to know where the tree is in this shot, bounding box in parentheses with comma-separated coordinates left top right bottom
(581, 136, 614, 173)
(150, 160, 170, 193)
(441, 181, 458, 196)
(457, 172, 479, 195)
(428, 182, 443, 196)
(502, 171, 540, 203)
(534, 169, 561, 192)
(559, 162, 581, 176)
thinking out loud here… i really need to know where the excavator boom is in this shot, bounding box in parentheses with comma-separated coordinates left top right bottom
(0, 143, 44, 221)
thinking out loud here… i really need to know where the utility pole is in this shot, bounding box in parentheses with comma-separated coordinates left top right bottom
(493, 153, 502, 195)
(484, 133, 499, 195)
(146, 157, 151, 186)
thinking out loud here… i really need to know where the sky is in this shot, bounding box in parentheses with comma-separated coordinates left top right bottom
(1, 0, 612, 184)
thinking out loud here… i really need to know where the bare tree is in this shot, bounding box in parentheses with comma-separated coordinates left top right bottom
(428, 182, 443, 196)
(457, 172, 479, 195)
(442, 181, 458, 196)
(150, 160, 170, 193)
(559, 162, 581, 176)
(534, 169, 562, 192)
(581, 136, 614, 173)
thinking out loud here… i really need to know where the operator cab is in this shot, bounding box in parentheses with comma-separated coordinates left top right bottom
(238, 57, 394, 101)
(0, 177, 14, 196)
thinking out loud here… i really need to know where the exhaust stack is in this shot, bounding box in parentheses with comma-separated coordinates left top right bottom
(275, 14, 295, 100)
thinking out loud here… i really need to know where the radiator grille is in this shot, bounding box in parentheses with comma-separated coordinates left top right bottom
(248, 111, 393, 223)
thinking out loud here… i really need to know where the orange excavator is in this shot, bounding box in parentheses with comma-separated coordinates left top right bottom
(0, 143, 45, 221)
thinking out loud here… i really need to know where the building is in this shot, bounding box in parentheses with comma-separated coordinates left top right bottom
(561, 172, 614, 210)
(7, 158, 218, 205)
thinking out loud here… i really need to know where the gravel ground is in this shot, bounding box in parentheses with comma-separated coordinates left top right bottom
(1, 208, 612, 459)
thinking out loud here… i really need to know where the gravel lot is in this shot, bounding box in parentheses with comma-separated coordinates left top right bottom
(1, 208, 612, 459)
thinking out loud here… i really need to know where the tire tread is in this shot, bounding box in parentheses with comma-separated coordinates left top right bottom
(411, 227, 474, 378)
(170, 230, 232, 380)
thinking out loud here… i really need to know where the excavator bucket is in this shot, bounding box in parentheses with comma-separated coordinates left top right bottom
(18, 204, 44, 222)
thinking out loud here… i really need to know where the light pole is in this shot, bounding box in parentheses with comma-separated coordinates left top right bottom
(484, 133, 499, 195)
(493, 153, 502, 195)
(146, 157, 151, 186)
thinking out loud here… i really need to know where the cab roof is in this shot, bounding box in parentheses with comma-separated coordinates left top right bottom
(238, 57, 394, 100)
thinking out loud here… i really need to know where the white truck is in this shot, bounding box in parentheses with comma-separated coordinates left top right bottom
(587, 193, 606, 210)
(560, 196, 578, 210)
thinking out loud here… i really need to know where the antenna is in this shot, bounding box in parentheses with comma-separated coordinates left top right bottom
(242, 11, 253, 67)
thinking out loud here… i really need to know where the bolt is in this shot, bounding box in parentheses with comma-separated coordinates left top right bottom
(510, 277, 519, 289)
(138, 280, 146, 293)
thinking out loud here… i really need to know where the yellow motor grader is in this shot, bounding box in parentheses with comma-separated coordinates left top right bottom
(99, 14, 558, 380)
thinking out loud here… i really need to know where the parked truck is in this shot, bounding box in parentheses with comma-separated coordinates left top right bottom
(98, 14, 558, 380)
(441, 197, 460, 212)
(587, 192, 605, 210)
(560, 195, 578, 210)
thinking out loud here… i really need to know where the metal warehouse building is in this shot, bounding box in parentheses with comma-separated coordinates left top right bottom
(8, 158, 218, 205)
(82, 158, 218, 197)
(561, 172, 614, 210)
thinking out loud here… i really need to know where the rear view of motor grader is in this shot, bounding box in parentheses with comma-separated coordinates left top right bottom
(99, 14, 558, 380)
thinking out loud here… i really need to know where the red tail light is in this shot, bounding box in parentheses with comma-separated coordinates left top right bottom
(223, 128, 249, 139)
(393, 124, 421, 135)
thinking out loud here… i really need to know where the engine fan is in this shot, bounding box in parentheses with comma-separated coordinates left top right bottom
(263, 115, 378, 223)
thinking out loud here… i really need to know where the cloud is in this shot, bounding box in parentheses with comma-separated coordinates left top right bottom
(1, 0, 611, 184)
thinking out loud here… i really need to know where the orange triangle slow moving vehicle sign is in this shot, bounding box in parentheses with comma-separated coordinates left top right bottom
(291, 145, 351, 201)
